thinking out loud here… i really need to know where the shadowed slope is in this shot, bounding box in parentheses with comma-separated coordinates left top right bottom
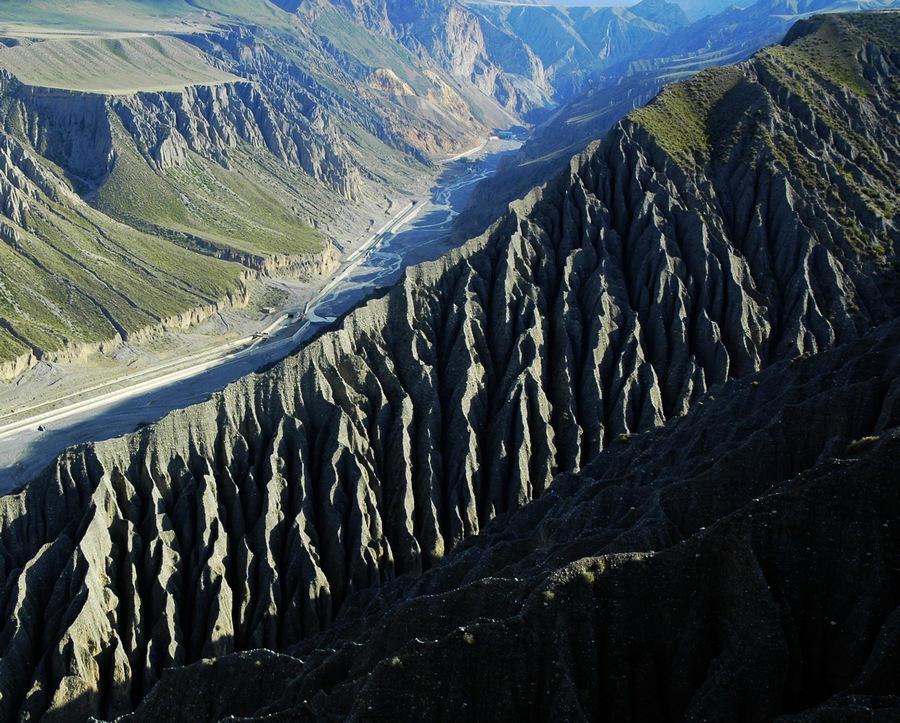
(0, 12, 897, 721)
(122, 314, 900, 721)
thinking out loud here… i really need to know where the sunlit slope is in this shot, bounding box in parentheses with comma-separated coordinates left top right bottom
(0, 37, 339, 374)
(0, 1, 501, 375)
(0, 35, 239, 93)
(0, 0, 292, 32)
(631, 11, 899, 263)
(0, 77, 337, 371)
(0, 132, 244, 369)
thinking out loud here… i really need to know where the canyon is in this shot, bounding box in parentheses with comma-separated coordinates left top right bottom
(0, 9, 897, 720)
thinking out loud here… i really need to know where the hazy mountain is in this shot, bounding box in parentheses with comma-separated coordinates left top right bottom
(464, 0, 690, 99)
(457, 0, 900, 235)
(0, 11, 896, 720)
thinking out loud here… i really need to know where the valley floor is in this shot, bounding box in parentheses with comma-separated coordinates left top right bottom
(0, 137, 520, 493)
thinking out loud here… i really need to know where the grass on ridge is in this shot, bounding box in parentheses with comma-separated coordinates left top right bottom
(0, 35, 239, 94)
(631, 65, 744, 165)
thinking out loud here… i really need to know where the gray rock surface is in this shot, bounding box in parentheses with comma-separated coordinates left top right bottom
(7, 74, 359, 201)
(119, 315, 900, 721)
(0, 12, 897, 721)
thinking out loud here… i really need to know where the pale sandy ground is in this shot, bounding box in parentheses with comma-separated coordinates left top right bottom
(0, 275, 309, 414)
(0, 34, 240, 93)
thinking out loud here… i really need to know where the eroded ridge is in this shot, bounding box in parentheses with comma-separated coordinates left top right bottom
(0, 13, 897, 721)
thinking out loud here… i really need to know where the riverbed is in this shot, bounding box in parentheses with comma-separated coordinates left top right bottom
(0, 138, 521, 493)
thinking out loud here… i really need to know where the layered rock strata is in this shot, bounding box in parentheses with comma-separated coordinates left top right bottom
(0, 13, 897, 721)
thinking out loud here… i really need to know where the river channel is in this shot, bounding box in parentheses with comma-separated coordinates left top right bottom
(0, 138, 521, 493)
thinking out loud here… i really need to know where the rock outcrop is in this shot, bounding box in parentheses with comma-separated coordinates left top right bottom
(328, 0, 692, 113)
(112, 83, 361, 200)
(6, 75, 360, 201)
(121, 315, 900, 721)
(0, 12, 897, 721)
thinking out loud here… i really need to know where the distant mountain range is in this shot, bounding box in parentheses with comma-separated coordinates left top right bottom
(457, 0, 900, 235)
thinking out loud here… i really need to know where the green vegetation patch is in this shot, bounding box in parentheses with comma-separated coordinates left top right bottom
(765, 14, 893, 99)
(0, 328, 30, 360)
(0, 35, 239, 94)
(0, 181, 245, 355)
(93, 120, 191, 229)
(94, 115, 323, 262)
(0, 120, 298, 363)
(0, 194, 246, 362)
(844, 11, 900, 53)
(631, 65, 743, 166)
(633, 13, 900, 168)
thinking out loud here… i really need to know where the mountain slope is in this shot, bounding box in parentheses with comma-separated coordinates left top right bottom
(0, 11, 897, 721)
(0, 65, 338, 378)
(466, 0, 689, 98)
(457, 0, 900, 238)
(122, 314, 900, 721)
(0, 3, 521, 378)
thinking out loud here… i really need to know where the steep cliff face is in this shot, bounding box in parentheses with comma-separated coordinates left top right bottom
(184, 26, 425, 166)
(324, 0, 552, 115)
(114, 84, 359, 198)
(323, 0, 691, 115)
(0, 13, 897, 721)
(6, 75, 360, 200)
(4, 82, 115, 190)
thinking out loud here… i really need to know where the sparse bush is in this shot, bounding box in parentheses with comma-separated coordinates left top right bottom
(845, 435, 879, 455)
